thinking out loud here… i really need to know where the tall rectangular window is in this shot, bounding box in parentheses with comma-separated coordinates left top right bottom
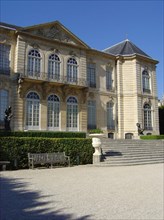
(87, 63, 96, 88)
(106, 66, 113, 90)
(0, 90, 9, 124)
(87, 100, 96, 129)
(0, 44, 10, 75)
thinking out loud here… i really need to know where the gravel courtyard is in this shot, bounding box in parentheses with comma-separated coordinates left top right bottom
(0, 164, 163, 220)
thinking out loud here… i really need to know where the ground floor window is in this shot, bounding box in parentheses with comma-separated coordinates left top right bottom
(26, 92, 40, 129)
(107, 101, 115, 129)
(0, 89, 9, 124)
(87, 100, 96, 129)
(67, 96, 78, 131)
(144, 103, 152, 130)
(47, 94, 60, 130)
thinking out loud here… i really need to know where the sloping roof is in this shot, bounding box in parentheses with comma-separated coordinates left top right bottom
(103, 39, 151, 58)
(0, 22, 22, 30)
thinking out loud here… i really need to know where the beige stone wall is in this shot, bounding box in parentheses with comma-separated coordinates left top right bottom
(0, 26, 159, 137)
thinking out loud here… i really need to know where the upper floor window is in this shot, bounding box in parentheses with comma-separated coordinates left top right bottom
(67, 58, 78, 83)
(48, 54, 60, 80)
(47, 94, 60, 129)
(107, 101, 115, 129)
(87, 63, 96, 88)
(106, 66, 113, 91)
(0, 89, 9, 124)
(0, 44, 10, 75)
(87, 100, 96, 129)
(143, 103, 152, 130)
(28, 49, 41, 77)
(26, 92, 40, 129)
(142, 70, 150, 93)
(67, 96, 78, 131)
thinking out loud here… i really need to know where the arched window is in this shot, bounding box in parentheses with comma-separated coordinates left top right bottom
(67, 97, 78, 131)
(0, 89, 9, 123)
(67, 58, 78, 82)
(87, 100, 96, 129)
(47, 94, 60, 129)
(26, 92, 40, 129)
(28, 49, 41, 77)
(107, 101, 115, 129)
(142, 70, 150, 93)
(48, 54, 60, 80)
(144, 103, 152, 130)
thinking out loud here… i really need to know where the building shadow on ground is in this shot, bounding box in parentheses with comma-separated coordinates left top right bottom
(0, 176, 91, 220)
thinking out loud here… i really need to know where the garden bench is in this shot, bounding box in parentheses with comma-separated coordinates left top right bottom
(0, 161, 10, 171)
(28, 152, 70, 169)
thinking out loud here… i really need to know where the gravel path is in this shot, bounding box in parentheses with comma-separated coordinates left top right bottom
(0, 164, 164, 220)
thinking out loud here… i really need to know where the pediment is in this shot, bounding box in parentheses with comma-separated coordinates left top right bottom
(21, 21, 90, 48)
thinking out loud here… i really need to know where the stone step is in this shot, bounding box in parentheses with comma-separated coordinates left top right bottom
(94, 139, 164, 166)
(92, 160, 164, 167)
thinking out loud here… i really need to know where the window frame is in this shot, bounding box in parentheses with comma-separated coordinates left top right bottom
(87, 100, 96, 129)
(0, 44, 11, 75)
(142, 69, 151, 94)
(143, 103, 152, 130)
(27, 49, 41, 78)
(48, 54, 61, 81)
(107, 101, 115, 130)
(25, 91, 40, 130)
(87, 63, 96, 88)
(67, 58, 78, 83)
(47, 94, 60, 130)
(0, 89, 9, 125)
(66, 96, 78, 131)
(106, 66, 113, 91)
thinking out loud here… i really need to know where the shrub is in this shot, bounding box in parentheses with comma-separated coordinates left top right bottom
(0, 137, 93, 169)
(140, 135, 164, 140)
(0, 131, 86, 138)
(88, 128, 103, 134)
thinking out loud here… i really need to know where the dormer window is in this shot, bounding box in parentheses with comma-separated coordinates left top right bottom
(142, 70, 150, 93)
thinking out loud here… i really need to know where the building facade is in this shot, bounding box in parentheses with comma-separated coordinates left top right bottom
(0, 21, 159, 138)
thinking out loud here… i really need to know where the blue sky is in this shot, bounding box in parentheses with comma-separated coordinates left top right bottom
(1, 0, 163, 99)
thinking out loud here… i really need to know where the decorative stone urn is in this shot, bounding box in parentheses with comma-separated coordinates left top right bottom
(89, 133, 104, 164)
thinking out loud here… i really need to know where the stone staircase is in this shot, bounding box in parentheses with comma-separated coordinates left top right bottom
(97, 139, 164, 166)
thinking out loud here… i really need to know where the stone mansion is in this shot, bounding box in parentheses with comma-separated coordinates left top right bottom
(0, 21, 159, 138)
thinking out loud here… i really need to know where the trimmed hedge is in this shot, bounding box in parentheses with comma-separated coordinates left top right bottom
(0, 137, 93, 169)
(0, 131, 86, 138)
(140, 135, 164, 140)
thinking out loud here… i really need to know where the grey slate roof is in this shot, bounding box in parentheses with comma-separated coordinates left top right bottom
(103, 39, 151, 58)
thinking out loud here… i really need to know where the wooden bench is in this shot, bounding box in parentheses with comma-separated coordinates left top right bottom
(28, 152, 70, 169)
(0, 161, 10, 171)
